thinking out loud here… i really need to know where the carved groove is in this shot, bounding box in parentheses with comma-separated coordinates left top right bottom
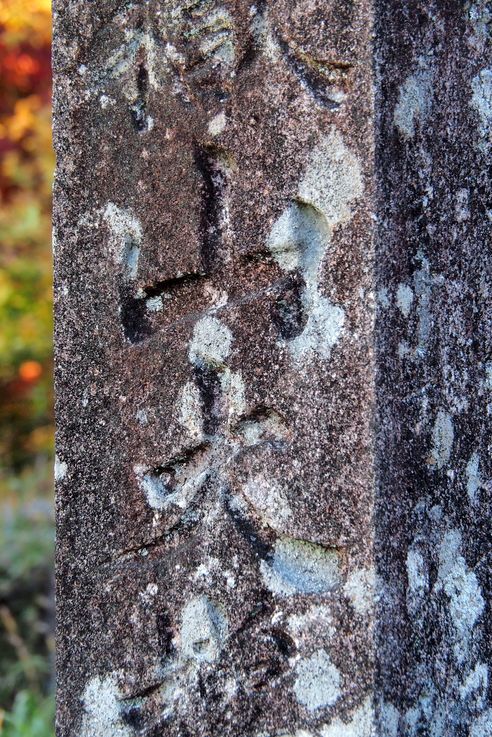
(130, 62, 150, 132)
(271, 273, 307, 340)
(193, 144, 232, 272)
(277, 35, 352, 109)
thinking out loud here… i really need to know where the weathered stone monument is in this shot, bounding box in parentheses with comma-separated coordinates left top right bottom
(53, 1, 491, 735)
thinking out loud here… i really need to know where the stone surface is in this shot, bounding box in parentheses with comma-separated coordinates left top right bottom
(375, 3, 492, 735)
(53, 2, 490, 736)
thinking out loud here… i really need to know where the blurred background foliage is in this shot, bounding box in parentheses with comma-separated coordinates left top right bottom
(0, 1, 54, 734)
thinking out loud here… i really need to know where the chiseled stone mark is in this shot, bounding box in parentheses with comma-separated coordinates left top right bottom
(267, 129, 362, 362)
(466, 451, 482, 504)
(249, 6, 280, 62)
(189, 315, 232, 368)
(429, 410, 454, 470)
(343, 567, 374, 615)
(471, 69, 492, 148)
(260, 537, 340, 596)
(377, 287, 390, 309)
(396, 283, 414, 317)
(180, 595, 228, 664)
(103, 203, 142, 280)
(134, 452, 209, 512)
(293, 649, 341, 712)
(54, 456, 67, 481)
(320, 696, 374, 737)
(234, 408, 288, 446)
(80, 672, 131, 737)
(436, 529, 484, 663)
(173, 2, 236, 78)
(179, 380, 204, 441)
(394, 60, 434, 139)
(455, 188, 470, 222)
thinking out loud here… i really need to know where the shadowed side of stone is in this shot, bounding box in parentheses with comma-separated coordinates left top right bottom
(375, 2, 492, 735)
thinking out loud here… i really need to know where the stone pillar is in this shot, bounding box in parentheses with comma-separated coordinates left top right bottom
(375, 3, 492, 735)
(53, 2, 490, 736)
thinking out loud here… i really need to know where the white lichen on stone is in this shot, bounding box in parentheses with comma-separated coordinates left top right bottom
(466, 451, 482, 504)
(103, 203, 142, 280)
(343, 567, 375, 615)
(189, 315, 232, 368)
(80, 672, 131, 737)
(429, 410, 454, 469)
(134, 460, 209, 512)
(260, 537, 340, 596)
(293, 649, 341, 712)
(470, 708, 492, 737)
(394, 60, 434, 139)
(54, 456, 67, 481)
(287, 604, 336, 642)
(250, 6, 280, 62)
(220, 368, 246, 423)
(136, 409, 148, 426)
(208, 111, 227, 136)
(436, 528, 484, 663)
(378, 701, 400, 737)
(242, 474, 292, 530)
(467, 2, 492, 52)
(180, 595, 228, 664)
(146, 295, 163, 312)
(179, 381, 204, 441)
(460, 662, 488, 705)
(406, 546, 428, 614)
(413, 253, 434, 358)
(267, 128, 363, 363)
(298, 130, 363, 229)
(396, 283, 414, 317)
(471, 69, 492, 148)
(377, 287, 390, 309)
(320, 696, 374, 737)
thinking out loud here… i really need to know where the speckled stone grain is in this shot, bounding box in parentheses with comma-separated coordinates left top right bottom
(53, 2, 491, 736)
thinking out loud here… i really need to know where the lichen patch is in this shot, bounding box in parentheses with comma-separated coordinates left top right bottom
(429, 410, 454, 470)
(293, 649, 341, 712)
(471, 69, 492, 149)
(320, 696, 374, 737)
(103, 203, 142, 280)
(180, 595, 228, 664)
(394, 61, 434, 139)
(437, 529, 485, 662)
(80, 673, 131, 737)
(189, 315, 232, 368)
(260, 537, 340, 596)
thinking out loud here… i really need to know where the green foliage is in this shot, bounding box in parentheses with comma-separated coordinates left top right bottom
(0, 3, 55, 733)
(1, 691, 54, 737)
(0, 463, 54, 713)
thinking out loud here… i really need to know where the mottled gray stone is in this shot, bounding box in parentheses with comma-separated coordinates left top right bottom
(53, 2, 491, 736)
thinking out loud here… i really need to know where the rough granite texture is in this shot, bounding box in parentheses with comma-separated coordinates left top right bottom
(53, 2, 491, 736)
